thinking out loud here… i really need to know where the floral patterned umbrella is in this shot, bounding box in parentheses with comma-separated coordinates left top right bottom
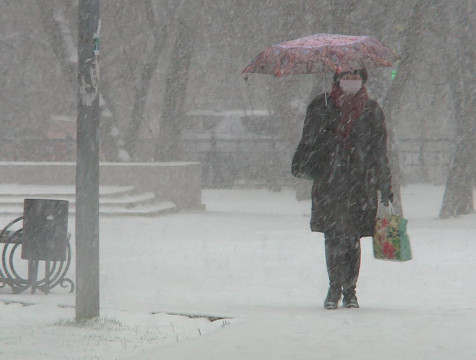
(242, 33, 399, 78)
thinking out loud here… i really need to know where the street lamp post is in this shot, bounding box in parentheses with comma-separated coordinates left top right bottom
(76, 0, 100, 321)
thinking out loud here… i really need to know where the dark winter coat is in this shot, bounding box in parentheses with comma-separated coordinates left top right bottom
(292, 93, 392, 236)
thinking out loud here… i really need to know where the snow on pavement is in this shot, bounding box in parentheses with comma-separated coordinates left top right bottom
(0, 185, 475, 359)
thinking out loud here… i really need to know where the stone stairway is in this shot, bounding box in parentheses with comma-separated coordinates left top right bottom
(0, 184, 177, 217)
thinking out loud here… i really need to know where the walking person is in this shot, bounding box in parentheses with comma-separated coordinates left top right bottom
(291, 69, 393, 309)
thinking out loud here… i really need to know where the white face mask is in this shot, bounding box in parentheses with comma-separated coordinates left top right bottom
(340, 79, 362, 94)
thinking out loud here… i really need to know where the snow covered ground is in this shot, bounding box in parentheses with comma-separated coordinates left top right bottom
(0, 184, 475, 359)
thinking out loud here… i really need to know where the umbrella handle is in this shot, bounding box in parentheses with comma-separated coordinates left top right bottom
(323, 73, 328, 106)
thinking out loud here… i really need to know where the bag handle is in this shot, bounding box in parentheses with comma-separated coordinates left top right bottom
(377, 199, 394, 218)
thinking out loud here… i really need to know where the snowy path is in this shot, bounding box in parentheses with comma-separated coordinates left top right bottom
(132, 307, 474, 360)
(126, 185, 476, 359)
(0, 185, 475, 359)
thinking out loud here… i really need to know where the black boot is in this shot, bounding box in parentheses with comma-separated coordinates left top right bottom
(324, 285, 342, 309)
(342, 287, 359, 308)
(324, 232, 343, 309)
(342, 235, 361, 309)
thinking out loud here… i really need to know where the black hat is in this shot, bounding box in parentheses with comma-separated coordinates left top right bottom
(333, 69, 368, 85)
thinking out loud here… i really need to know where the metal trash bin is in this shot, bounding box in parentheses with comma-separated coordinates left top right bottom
(22, 199, 69, 261)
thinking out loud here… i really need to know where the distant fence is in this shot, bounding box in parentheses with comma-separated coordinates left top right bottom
(0, 137, 457, 187)
(182, 137, 457, 187)
(182, 136, 458, 187)
(0, 138, 75, 162)
(397, 138, 455, 184)
(181, 136, 293, 189)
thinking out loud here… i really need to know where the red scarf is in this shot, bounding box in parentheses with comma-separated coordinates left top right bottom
(330, 84, 369, 145)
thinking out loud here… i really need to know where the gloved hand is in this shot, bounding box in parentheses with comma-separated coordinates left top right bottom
(381, 191, 394, 206)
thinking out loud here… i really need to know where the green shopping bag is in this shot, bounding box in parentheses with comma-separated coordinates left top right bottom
(373, 202, 412, 261)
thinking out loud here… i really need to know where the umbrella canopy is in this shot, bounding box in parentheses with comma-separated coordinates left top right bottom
(242, 33, 399, 77)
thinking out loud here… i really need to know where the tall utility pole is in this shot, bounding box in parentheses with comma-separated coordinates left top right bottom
(76, 0, 100, 320)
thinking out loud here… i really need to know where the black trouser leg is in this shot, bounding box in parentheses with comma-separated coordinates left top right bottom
(324, 231, 361, 296)
(342, 234, 361, 297)
(324, 232, 343, 291)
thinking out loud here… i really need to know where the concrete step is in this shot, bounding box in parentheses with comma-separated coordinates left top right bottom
(0, 184, 135, 198)
(0, 185, 177, 217)
(0, 201, 177, 217)
(0, 192, 157, 207)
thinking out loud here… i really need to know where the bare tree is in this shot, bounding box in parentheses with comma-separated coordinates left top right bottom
(439, 0, 475, 218)
(329, 0, 358, 34)
(36, 0, 130, 161)
(155, 4, 195, 161)
(123, 0, 171, 159)
(380, 0, 432, 216)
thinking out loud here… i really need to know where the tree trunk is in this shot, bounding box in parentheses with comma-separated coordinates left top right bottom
(380, 0, 432, 217)
(440, 138, 474, 218)
(439, 0, 475, 218)
(36, 0, 130, 161)
(155, 19, 195, 161)
(124, 0, 168, 159)
(329, 0, 358, 34)
(440, 63, 473, 219)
